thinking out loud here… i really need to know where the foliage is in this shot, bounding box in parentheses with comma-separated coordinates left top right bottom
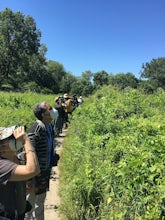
(46, 60, 67, 93)
(140, 57, 165, 89)
(60, 72, 78, 94)
(60, 85, 165, 219)
(109, 72, 139, 89)
(0, 8, 165, 97)
(93, 71, 109, 88)
(69, 71, 94, 96)
(0, 8, 45, 90)
(0, 91, 56, 128)
(2, 85, 165, 219)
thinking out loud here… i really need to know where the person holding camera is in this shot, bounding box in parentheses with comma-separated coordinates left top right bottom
(0, 125, 40, 220)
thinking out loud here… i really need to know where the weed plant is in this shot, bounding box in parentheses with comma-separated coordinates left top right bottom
(1, 88, 165, 219)
(60, 86, 165, 220)
(0, 91, 57, 128)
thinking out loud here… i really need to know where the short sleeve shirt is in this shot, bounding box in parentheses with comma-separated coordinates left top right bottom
(0, 157, 26, 216)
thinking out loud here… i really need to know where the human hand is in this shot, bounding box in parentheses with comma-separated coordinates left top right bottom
(13, 126, 26, 143)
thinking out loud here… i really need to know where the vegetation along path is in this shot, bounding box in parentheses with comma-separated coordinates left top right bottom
(44, 129, 67, 220)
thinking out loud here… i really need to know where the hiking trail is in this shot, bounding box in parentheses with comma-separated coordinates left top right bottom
(45, 129, 67, 220)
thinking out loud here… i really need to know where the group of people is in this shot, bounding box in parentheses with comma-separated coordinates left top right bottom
(53, 93, 83, 137)
(0, 94, 84, 220)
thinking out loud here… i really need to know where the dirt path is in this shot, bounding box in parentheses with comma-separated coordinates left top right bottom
(44, 129, 67, 220)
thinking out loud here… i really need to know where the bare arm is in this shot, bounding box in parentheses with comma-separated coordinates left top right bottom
(9, 127, 40, 181)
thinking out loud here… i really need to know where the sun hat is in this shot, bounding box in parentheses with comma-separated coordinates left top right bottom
(63, 93, 69, 98)
(0, 126, 16, 141)
(54, 97, 59, 102)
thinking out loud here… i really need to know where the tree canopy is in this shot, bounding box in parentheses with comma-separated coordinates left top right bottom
(0, 8, 164, 95)
(140, 57, 165, 89)
(0, 8, 44, 90)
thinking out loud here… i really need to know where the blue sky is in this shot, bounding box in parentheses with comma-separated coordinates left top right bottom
(0, 0, 165, 78)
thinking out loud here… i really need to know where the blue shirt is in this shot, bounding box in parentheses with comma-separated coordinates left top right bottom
(45, 125, 54, 168)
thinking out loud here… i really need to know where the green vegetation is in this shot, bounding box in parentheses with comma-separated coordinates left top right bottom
(1, 87, 165, 219)
(1, 7, 165, 219)
(0, 8, 165, 96)
(0, 91, 56, 128)
(60, 86, 165, 219)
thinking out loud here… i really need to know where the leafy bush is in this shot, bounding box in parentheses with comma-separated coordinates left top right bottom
(0, 91, 56, 128)
(60, 86, 165, 219)
(2, 88, 165, 219)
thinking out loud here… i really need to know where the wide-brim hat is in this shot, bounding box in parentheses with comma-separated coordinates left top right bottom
(64, 93, 69, 98)
(54, 97, 59, 102)
(0, 126, 16, 141)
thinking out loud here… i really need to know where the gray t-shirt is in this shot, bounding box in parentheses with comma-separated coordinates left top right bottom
(0, 157, 26, 217)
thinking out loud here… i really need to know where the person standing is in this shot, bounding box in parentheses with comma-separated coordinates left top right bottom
(25, 101, 58, 220)
(54, 97, 65, 136)
(71, 95, 79, 111)
(78, 96, 84, 105)
(63, 93, 73, 129)
(0, 125, 40, 220)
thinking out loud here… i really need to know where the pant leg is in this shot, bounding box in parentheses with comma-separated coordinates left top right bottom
(58, 116, 63, 133)
(0, 217, 12, 220)
(33, 193, 46, 220)
(55, 116, 60, 135)
(24, 185, 36, 220)
(25, 191, 46, 220)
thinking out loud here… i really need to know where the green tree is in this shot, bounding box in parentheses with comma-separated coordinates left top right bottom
(81, 71, 94, 96)
(93, 71, 109, 88)
(70, 79, 84, 95)
(0, 8, 45, 90)
(109, 72, 139, 89)
(81, 70, 93, 82)
(140, 57, 165, 89)
(46, 60, 67, 93)
(60, 73, 77, 94)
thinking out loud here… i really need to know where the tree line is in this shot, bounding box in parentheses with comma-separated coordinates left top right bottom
(0, 8, 165, 96)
